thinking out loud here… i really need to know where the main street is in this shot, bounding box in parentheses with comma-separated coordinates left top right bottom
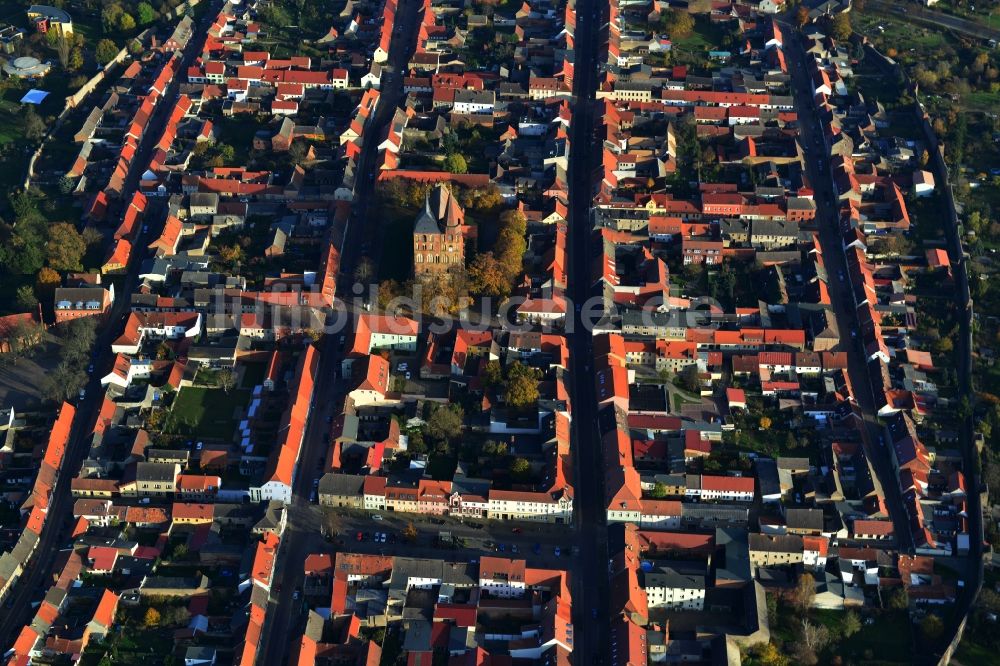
(0, 4, 220, 651)
(565, 0, 609, 664)
(253, 0, 424, 662)
(781, 19, 915, 554)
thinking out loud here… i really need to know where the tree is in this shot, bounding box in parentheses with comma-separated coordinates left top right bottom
(886, 586, 909, 610)
(15, 285, 37, 312)
(797, 5, 810, 27)
(662, 9, 694, 39)
(354, 257, 375, 285)
(403, 522, 418, 541)
(443, 153, 468, 174)
(24, 109, 45, 140)
(468, 252, 510, 297)
(407, 430, 427, 455)
(649, 481, 668, 499)
(46, 223, 87, 271)
(792, 573, 816, 611)
(95, 39, 119, 65)
(753, 643, 789, 666)
(82, 226, 103, 247)
(504, 362, 539, 408)
(482, 360, 503, 387)
(377, 279, 403, 311)
(793, 619, 830, 665)
(6, 318, 44, 357)
(102, 4, 124, 32)
(35, 266, 60, 294)
(217, 369, 236, 393)
(64, 317, 98, 358)
(831, 13, 852, 41)
(143, 608, 161, 627)
(483, 440, 508, 458)
(118, 13, 136, 31)
(260, 3, 293, 27)
(920, 613, 944, 641)
(841, 610, 861, 638)
(290, 141, 310, 166)
(759, 416, 772, 430)
(509, 457, 530, 479)
(425, 404, 464, 442)
(136, 1, 156, 25)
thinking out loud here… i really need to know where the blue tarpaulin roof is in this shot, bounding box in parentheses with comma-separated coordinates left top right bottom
(20, 89, 49, 104)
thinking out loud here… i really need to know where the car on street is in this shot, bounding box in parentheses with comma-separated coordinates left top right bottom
(498, 543, 505, 552)
(512, 544, 519, 554)
(533, 543, 541, 554)
(356, 531, 363, 541)
(554, 547, 561, 557)
(511, 527, 522, 534)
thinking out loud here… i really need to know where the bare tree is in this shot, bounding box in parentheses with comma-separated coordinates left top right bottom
(217, 369, 236, 393)
(354, 257, 375, 285)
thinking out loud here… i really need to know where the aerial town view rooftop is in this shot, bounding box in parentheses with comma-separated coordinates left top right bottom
(0, 0, 995, 664)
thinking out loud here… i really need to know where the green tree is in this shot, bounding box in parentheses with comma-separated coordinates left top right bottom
(841, 611, 861, 638)
(118, 13, 136, 31)
(95, 39, 119, 65)
(136, 1, 156, 25)
(425, 404, 464, 442)
(509, 457, 531, 480)
(662, 9, 694, 40)
(482, 360, 503, 387)
(46, 223, 87, 271)
(407, 430, 427, 455)
(831, 13, 852, 41)
(443, 153, 468, 174)
(101, 4, 123, 32)
(68, 46, 83, 70)
(649, 481, 668, 499)
(886, 587, 909, 610)
(260, 4, 293, 27)
(920, 613, 944, 641)
(504, 362, 539, 408)
(24, 109, 46, 140)
(15, 285, 37, 312)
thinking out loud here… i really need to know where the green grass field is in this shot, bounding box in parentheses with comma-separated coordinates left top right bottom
(169, 386, 249, 441)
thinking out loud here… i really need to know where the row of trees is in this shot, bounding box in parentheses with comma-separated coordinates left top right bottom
(468, 209, 526, 297)
(42, 317, 97, 402)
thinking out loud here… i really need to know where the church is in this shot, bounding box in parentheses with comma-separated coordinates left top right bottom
(412, 183, 465, 277)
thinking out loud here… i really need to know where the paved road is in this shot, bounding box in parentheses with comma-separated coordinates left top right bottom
(782, 21, 915, 554)
(254, 1, 424, 662)
(867, 0, 1000, 41)
(0, 4, 221, 652)
(565, 0, 609, 664)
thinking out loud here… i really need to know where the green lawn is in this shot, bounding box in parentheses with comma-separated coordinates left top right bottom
(819, 610, 914, 663)
(954, 638, 995, 665)
(169, 386, 250, 441)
